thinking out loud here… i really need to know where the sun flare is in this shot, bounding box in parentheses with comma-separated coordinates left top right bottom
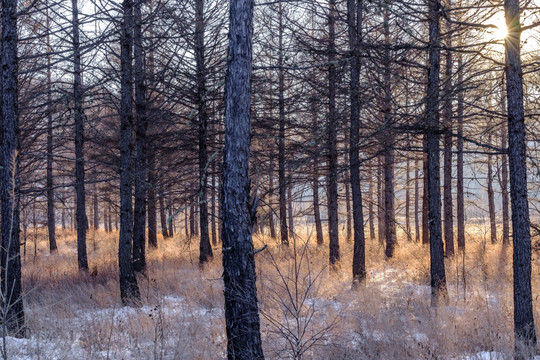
(488, 12, 508, 40)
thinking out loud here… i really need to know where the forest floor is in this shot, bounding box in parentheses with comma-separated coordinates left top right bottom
(5, 224, 540, 359)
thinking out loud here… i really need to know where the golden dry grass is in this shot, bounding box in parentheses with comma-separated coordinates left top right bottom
(10, 223, 540, 359)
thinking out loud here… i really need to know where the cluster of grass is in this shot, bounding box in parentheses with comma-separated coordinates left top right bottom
(10, 223, 540, 359)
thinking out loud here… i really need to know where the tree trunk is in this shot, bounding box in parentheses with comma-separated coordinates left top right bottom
(426, 0, 447, 306)
(377, 156, 385, 244)
(487, 133, 497, 244)
(456, 52, 465, 251)
(277, 1, 288, 247)
(211, 160, 218, 245)
(268, 155, 276, 239)
(347, 0, 366, 284)
(406, 157, 411, 241)
(160, 194, 169, 238)
(1, 0, 25, 334)
(93, 191, 99, 230)
(442, 16, 454, 256)
(147, 148, 158, 248)
(132, 0, 149, 273)
(46, 5, 57, 253)
(196, 0, 212, 264)
(414, 157, 420, 242)
(168, 199, 174, 237)
(72, 0, 88, 271)
(422, 135, 429, 245)
(327, 0, 339, 266)
(504, 0, 537, 350)
(287, 180, 294, 237)
(368, 166, 375, 241)
(118, 0, 140, 306)
(500, 84, 510, 245)
(221, 0, 264, 355)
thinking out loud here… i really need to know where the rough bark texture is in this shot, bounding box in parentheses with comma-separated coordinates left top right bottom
(442, 16, 454, 256)
(160, 194, 169, 238)
(456, 52, 465, 251)
(347, 0, 366, 283)
(377, 156, 385, 244)
(132, 0, 149, 273)
(46, 9, 57, 253)
(368, 167, 375, 241)
(426, 0, 447, 306)
(504, 0, 537, 351)
(327, 0, 340, 266)
(268, 155, 276, 239)
(277, 1, 288, 247)
(287, 181, 294, 237)
(500, 87, 510, 245)
(406, 157, 411, 241)
(487, 133, 497, 244)
(1, 0, 25, 335)
(221, 0, 264, 356)
(72, 0, 88, 271)
(414, 158, 420, 242)
(118, 0, 140, 306)
(422, 135, 429, 245)
(196, 0, 213, 264)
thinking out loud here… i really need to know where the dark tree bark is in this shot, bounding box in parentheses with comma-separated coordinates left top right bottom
(442, 17, 454, 256)
(1, 0, 25, 335)
(504, 0, 537, 351)
(456, 52, 465, 251)
(500, 116, 510, 245)
(93, 191, 99, 230)
(268, 155, 276, 239)
(160, 194, 169, 238)
(46, 5, 57, 253)
(406, 157, 411, 241)
(487, 133, 497, 244)
(221, 0, 264, 356)
(118, 0, 140, 306)
(368, 167, 375, 241)
(196, 0, 212, 265)
(414, 157, 420, 242)
(422, 135, 429, 245)
(277, 0, 288, 247)
(168, 199, 174, 237)
(287, 180, 294, 237)
(327, 0, 339, 266)
(132, 0, 149, 273)
(377, 156, 384, 244)
(72, 0, 88, 271)
(347, 0, 366, 284)
(426, 0, 447, 306)
(344, 172, 351, 242)
(382, 5, 396, 259)
(312, 167, 323, 246)
(211, 160, 218, 245)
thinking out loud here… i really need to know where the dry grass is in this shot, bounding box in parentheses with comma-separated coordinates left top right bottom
(7, 223, 540, 359)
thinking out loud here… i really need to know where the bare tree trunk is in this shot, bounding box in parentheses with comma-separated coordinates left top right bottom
(1, 0, 25, 334)
(147, 148, 157, 247)
(268, 155, 276, 239)
(377, 156, 384, 245)
(287, 180, 294, 237)
(93, 191, 99, 230)
(414, 157, 420, 242)
(504, 0, 537, 350)
(108, 202, 113, 233)
(442, 15, 454, 256)
(132, 0, 149, 273)
(73, 0, 88, 271)
(221, 0, 264, 354)
(327, 0, 340, 266)
(456, 52, 465, 251)
(168, 199, 174, 237)
(211, 160, 218, 245)
(196, 0, 212, 265)
(118, 0, 140, 306)
(422, 135, 429, 245)
(487, 133, 497, 244)
(500, 83, 510, 245)
(406, 157, 411, 241)
(277, 0, 288, 247)
(46, 4, 57, 253)
(426, 0, 447, 306)
(368, 166, 375, 241)
(347, 0, 366, 283)
(160, 194, 169, 238)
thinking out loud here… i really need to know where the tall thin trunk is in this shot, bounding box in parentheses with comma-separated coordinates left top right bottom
(287, 180, 294, 237)
(196, 0, 212, 264)
(487, 133, 497, 244)
(443, 13, 454, 256)
(426, 0, 447, 306)
(383, 5, 396, 258)
(221, 0, 264, 354)
(46, 3, 57, 253)
(147, 147, 157, 247)
(422, 135, 429, 245)
(327, 0, 340, 266)
(268, 155, 276, 239)
(108, 202, 113, 233)
(132, 0, 149, 273)
(277, 0, 288, 247)
(348, 0, 366, 284)
(1, 0, 25, 335)
(500, 82, 510, 245)
(345, 172, 352, 242)
(405, 158, 411, 241)
(456, 52, 465, 251)
(211, 160, 217, 245)
(118, 0, 140, 306)
(368, 166, 375, 241)
(93, 191, 99, 230)
(504, 0, 537, 350)
(160, 194, 169, 238)
(377, 156, 385, 244)
(73, 0, 88, 271)
(189, 198, 195, 237)
(414, 157, 420, 242)
(168, 199, 174, 237)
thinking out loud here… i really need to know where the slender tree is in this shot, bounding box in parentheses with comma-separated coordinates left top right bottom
(221, 0, 264, 356)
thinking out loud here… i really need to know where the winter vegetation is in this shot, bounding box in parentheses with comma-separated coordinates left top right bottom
(1, 0, 540, 358)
